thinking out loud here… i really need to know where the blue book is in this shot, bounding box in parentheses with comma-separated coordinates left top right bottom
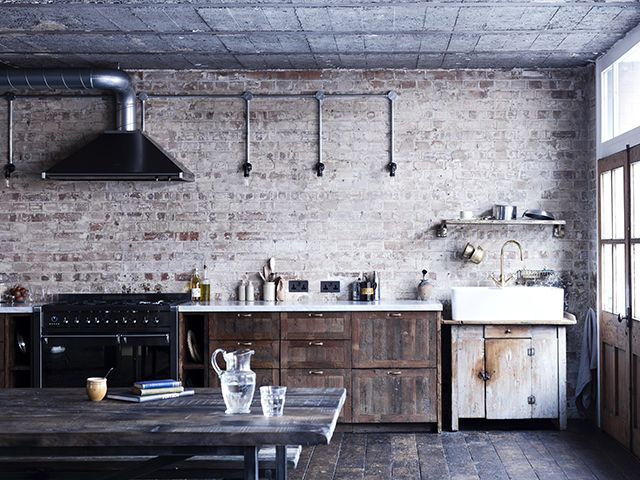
(133, 379, 182, 390)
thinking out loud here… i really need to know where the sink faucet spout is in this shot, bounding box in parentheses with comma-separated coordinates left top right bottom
(490, 240, 524, 288)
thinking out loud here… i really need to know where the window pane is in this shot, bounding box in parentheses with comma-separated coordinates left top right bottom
(600, 40, 640, 143)
(603, 244, 613, 313)
(613, 167, 625, 239)
(616, 43, 640, 137)
(601, 66, 614, 142)
(614, 243, 626, 315)
(633, 244, 640, 319)
(601, 170, 612, 239)
(633, 163, 640, 238)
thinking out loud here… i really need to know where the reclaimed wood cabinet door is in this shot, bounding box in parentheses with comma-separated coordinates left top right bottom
(485, 338, 532, 419)
(209, 313, 279, 340)
(352, 312, 436, 368)
(530, 328, 559, 419)
(281, 369, 351, 422)
(452, 326, 485, 420)
(281, 340, 350, 369)
(281, 312, 351, 340)
(352, 369, 437, 423)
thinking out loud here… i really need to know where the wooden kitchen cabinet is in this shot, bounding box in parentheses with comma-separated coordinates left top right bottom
(450, 320, 572, 430)
(281, 368, 351, 422)
(281, 312, 350, 339)
(189, 306, 442, 428)
(281, 340, 350, 369)
(352, 311, 437, 368)
(209, 312, 279, 340)
(352, 369, 438, 423)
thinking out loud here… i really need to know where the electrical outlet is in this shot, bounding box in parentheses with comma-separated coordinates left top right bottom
(288, 280, 309, 293)
(320, 281, 340, 293)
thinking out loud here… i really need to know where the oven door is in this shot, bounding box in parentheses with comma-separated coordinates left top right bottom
(40, 333, 175, 388)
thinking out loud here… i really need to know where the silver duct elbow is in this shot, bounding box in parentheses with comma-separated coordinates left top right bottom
(0, 68, 136, 131)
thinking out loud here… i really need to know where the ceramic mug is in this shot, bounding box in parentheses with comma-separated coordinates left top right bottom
(86, 377, 107, 401)
(462, 242, 475, 259)
(470, 246, 485, 264)
(459, 210, 473, 220)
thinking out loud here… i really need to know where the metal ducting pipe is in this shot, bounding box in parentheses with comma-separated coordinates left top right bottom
(0, 69, 136, 131)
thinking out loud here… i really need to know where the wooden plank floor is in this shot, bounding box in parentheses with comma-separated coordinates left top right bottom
(289, 426, 640, 480)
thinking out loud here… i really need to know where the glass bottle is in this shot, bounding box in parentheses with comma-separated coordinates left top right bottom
(201, 264, 211, 303)
(190, 267, 201, 302)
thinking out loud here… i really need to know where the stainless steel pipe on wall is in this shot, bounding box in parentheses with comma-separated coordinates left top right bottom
(0, 69, 136, 131)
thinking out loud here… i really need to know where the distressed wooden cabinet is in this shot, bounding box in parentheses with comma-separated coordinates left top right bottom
(352, 311, 441, 428)
(449, 317, 574, 430)
(198, 308, 442, 428)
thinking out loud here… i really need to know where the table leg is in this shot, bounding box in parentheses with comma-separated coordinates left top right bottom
(275, 445, 287, 480)
(244, 446, 259, 480)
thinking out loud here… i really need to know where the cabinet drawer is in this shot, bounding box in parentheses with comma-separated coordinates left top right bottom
(281, 312, 351, 339)
(352, 369, 437, 423)
(209, 368, 279, 389)
(281, 368, 351, 422)
(209, 313, 279, 340)
(209, 340, 279, 369)
(484, 325, 531, 338)
(282, 340, 350, 368)
(352, 312, 437, 368)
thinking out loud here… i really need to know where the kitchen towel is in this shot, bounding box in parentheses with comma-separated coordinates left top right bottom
(575, 308, 598, 414)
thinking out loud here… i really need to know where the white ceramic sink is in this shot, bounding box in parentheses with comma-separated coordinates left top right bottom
(451, 286, 564, 322)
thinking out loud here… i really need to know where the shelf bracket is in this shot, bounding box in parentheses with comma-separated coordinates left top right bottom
(553, 224, 565, 238)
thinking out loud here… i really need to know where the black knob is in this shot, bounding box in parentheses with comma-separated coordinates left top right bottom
(85, 320, 90, 324)
(154, 319, 160, 324)
(50, 315, 58, 322)
(74, 319, 80, 324)
(63, 319, 69, 324)
(123, 319, 128, 324)
(143, 319, 149, 324)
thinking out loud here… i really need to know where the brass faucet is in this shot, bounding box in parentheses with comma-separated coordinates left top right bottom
(490, 240, 524, 287)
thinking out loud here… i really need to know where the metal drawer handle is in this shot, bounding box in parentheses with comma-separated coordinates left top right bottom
(387, 371, 402, 376)
(504, 328, 512, 334)
(389, 313, 402, 317)
(309, 370, 324, 375)
(238, 341, 253, 346)
(237, 313, 253, 318)
(309, 341, 324, 346)
(308, 313, 324, 318)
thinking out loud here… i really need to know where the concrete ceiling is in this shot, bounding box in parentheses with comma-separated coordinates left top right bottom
(1, 1, 639, 70)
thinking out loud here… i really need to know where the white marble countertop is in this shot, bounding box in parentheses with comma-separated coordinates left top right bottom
(178, 300, 443, 312)
(0, 303, 35, 314)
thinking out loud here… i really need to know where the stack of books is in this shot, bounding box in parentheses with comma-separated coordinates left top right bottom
(107, 379, 195, 403)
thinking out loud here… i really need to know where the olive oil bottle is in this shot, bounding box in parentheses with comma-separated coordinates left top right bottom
(201, 264, 211, 303)
(190, 268, 201, 302)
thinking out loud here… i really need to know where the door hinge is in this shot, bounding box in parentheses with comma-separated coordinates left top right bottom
(527, 347, 535, 356)
(528, 395, 536, 405)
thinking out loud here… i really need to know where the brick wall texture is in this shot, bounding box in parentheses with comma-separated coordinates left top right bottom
(0, 68, 596, 415)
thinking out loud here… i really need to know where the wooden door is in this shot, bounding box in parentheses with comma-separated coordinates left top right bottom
(629, 144, 640, 456)
(352, 369, 437, 423)
(352, 312, 436, 368)
(451, 326, 485, 419)
(485, 338, 532, 419)
(530, 327, 559, 419)
(599, 150, 632, 448)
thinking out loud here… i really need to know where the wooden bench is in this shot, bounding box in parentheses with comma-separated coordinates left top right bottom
(0, 445, 302, 479)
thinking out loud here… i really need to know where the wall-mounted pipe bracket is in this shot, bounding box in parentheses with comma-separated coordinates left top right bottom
(4, 92, 16, 186)
(137, 92, 149, 132)
(241, 91, 253, 177)
(315, 91, 325, 177)
(387, 90, 397, 177)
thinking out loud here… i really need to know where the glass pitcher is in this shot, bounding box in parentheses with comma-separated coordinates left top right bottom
(211, 348, 256, 414)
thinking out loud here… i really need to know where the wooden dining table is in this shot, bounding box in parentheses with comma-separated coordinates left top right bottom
(0, 387, 346, 480)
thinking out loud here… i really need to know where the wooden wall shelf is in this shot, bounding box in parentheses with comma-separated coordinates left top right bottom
(437, 219, 566, 238)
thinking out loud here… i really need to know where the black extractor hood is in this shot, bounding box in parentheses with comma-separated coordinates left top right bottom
(0, 68, 194, 182)
(42, 130, 194, 182)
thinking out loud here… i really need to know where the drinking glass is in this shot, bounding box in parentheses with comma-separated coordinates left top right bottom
(260, 386, 287, 417)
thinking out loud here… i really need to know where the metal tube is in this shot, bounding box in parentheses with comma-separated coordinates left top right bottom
(315, 91, 325, 177)
(7, 94, 13, 166)
(0, 69, 136, 131)
(387, 90, 397, 176)
(241, 91, 253, 177)
(138, 92, 148, 132)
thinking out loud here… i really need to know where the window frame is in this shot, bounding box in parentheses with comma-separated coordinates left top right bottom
(597, 22, 640, 159)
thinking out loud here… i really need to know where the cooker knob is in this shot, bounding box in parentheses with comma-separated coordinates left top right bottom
(154, 318, 160, 324)
(63, 318, 69, 325)
(74, 318, 80, 324)
(50, 315, 58, 323)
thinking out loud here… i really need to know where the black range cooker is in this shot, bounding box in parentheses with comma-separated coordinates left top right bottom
(37, 293, 189, 388)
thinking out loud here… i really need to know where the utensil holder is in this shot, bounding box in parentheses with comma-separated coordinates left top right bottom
(263, 282, 276, 302)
